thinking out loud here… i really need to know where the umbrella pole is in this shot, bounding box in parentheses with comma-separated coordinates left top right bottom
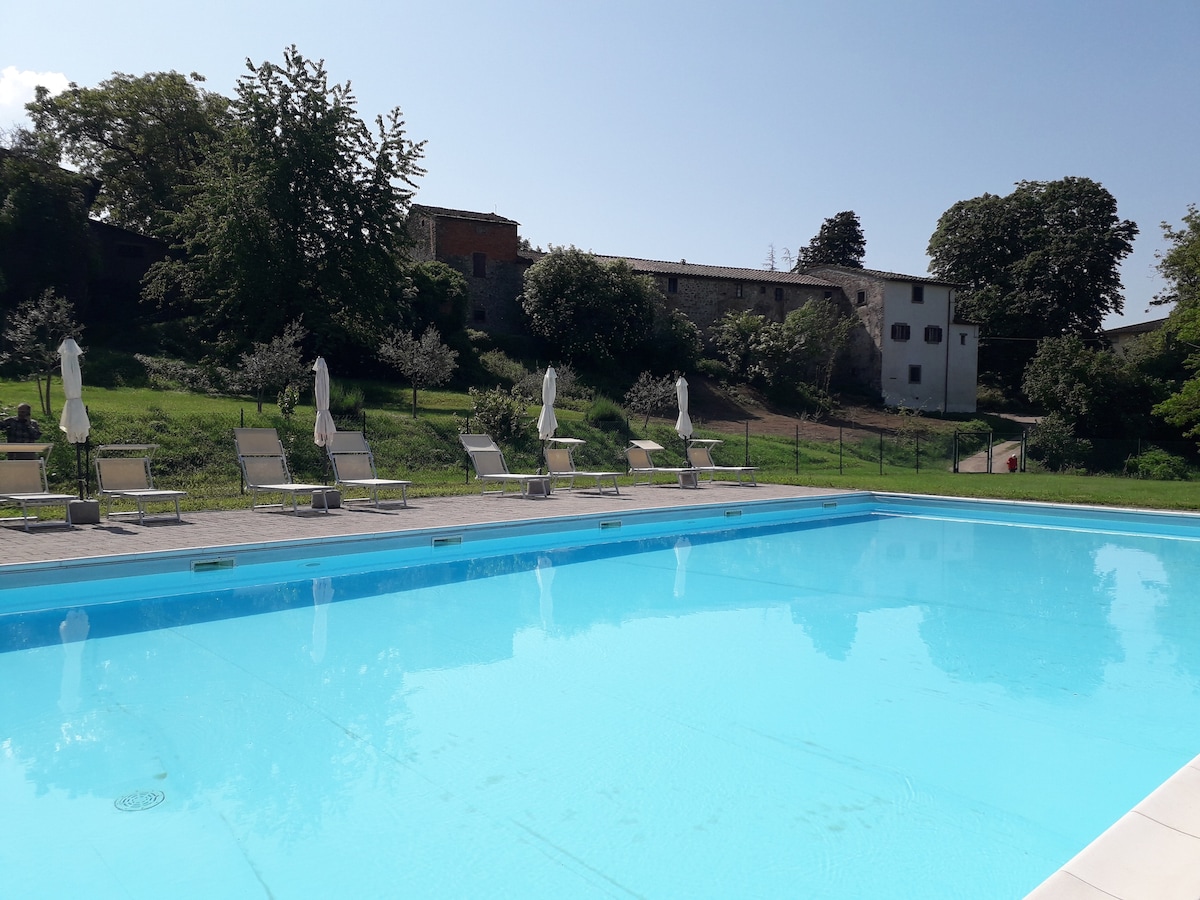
(75, 442, 85, 499)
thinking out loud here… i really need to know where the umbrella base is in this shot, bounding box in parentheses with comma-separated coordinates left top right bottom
(68, 499, 100, 525)
(312, 490, 342, 510)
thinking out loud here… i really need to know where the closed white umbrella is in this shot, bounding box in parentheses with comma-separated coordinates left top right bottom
(674, 376, 693, 440)
(313, 357, 336, 448)
(536, 367, 558, 440)
(58, 338, 90, 444)
(58, 338, 91, 499)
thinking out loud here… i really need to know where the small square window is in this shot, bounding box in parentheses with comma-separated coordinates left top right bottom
(759, 285, 766, 294)
(924, 325, 943, 343)
(912, 283, 924, 303)
(823, 290, 832, 300)
(472, 252, 487, 277)
(667, 277, 678, 294)
(908, 365, 922, 384)
(472, 308, 486, 323)
(960, 332, 967, 346)
(856, 290, 866, 306)
(891, 323, 911, 341)
(774, 287, 784, 302)
(735, 283, 743, 299)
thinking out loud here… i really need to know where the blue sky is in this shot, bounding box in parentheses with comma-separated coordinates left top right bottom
(3, 0, 1197, 326)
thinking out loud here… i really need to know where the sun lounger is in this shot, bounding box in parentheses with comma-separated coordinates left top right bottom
(686, 439, 759, 485)
(545, 438, 621, 494)
(624, 440, 700, 488)
(234, 427, 337, 514)
(0, 458, 78, 530)
(326, 431, 411, 507)
(460, 434, 552, 498)
(95, 451, 188, 524)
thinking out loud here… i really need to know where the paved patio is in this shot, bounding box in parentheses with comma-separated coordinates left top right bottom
(0, 481, 843, 567)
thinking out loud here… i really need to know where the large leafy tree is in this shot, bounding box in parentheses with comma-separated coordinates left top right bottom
(794, 211, 865, 270)
(28, 71, 230, 238)
(1151, 207, 1200, 437)
(520, 247, 657, 369)
(927, 177, 1137, 391)
(1021, 335, 1166, 439)
(145, 46, 425, 361)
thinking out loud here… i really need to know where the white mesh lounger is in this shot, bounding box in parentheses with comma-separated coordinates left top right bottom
(235, 427, 337, 514)
(624, 440, 700, 488)
(686, 440, 758, 486)
(96, 454, 187, 523)
(460, 434, 551, 498)
(0, 459, 77, 530)
(545, 438, 621, 495)
(326, 431, 411, 507)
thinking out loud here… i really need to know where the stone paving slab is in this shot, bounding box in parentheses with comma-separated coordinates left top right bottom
(1, 482, 844, 568)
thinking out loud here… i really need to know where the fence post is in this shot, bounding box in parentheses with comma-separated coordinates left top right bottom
(987, 431, 993, 474)
(953, 430, 959, 473)
(915, 434, 920, 473)
(744, 421, 750, 467)
(1021, 429, 1027, 472)
(839, 427, 844, 475)
(795, 424, 799, 475)
(879, 431, 883, 476)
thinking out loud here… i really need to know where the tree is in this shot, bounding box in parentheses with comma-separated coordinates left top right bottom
(1151, 207, 1200, 437)
(794, 211, 865, 270)
(144, 46, 426, 360)
(406, 261, 469, 338)
(713, 311, 768, 378)
(27, 71, 230, 238)
(927, 177, 1137, 391)
(623, 371, 678, 429)
(0, 290, 84, 417)
(520, 247, 657, 369)
(633, 299, 702, 375)
(378, 326, 458, 417)
(0, 137, 96, 316)
(1022, 335, 1166, 439)
(238, 320, 308, 414)
(781, 299, 856, 394)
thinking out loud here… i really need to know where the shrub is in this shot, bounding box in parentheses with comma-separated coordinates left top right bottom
(479, 349, 528, 386)
(1126, 447, 1192, 481)
(516, 363, 592, 410)
(1027, 411, 1092, 472)
(329, 382, 364, 416)
(695, 357, 732, 382)
(587, 395, 627, 430)
(465, 386, 532, 445)
(136, 354, 231, 394)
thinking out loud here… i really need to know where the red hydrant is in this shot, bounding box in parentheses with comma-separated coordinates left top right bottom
(1006, 454, 1018, 473)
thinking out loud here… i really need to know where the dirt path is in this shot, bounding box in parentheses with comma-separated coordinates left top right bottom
(957, 439, 1023, 474)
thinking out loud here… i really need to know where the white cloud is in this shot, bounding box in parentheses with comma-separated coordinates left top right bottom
(0, 66, 69, 124)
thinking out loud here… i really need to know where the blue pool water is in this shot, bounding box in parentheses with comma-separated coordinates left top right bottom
(3, 496, 1200, 898)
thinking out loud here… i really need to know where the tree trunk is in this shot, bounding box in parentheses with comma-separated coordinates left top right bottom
(411, 384, 418, 418)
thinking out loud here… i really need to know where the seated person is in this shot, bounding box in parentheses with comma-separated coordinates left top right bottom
(2, 403, 42, 459)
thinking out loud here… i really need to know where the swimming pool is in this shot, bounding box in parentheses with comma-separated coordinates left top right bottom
(3, 495, 1199, 898)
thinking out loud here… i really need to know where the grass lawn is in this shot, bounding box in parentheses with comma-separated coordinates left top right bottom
(3, 378, 1198, 515)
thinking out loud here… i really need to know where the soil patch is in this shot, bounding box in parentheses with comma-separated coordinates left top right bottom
(685, 377, 961, 442)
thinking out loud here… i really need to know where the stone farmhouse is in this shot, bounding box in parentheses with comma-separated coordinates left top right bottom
(409, 205, 978, 413)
